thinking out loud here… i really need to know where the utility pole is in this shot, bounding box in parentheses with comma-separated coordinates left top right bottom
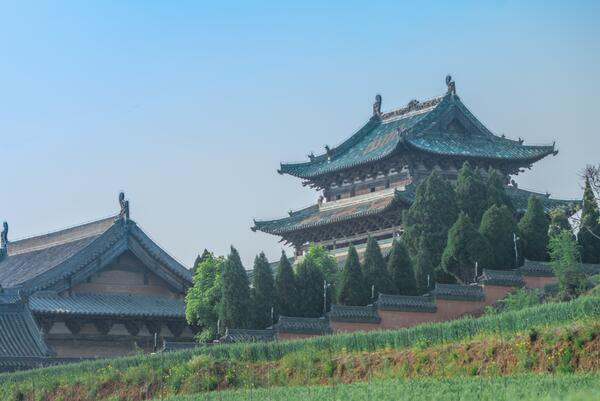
(323, 280, 330, 316)
(513, 233, 520, 267)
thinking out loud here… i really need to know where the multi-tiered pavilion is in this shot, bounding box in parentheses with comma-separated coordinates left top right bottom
(253, 76, 577, 260)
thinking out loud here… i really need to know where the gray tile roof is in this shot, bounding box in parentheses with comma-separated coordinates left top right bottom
(431, 283, 485, 301)
(0, 292, 53, 368)
(519, 259, 555, 277)
(275, 316, 330, 334)
(376, 293, 437, 312)
(220, 329, 275, 343)
(0, 217, 115, 288)
(29, 292, 186, 319)
(480, 269, 525, 287)
(328, 304, 381, 323)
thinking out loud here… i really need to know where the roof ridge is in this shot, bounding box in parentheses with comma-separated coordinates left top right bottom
(380, 94, 445, 122)
(8, 215, 117, 256)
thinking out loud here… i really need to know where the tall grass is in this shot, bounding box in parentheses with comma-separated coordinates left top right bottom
(1, 294, 599, 394)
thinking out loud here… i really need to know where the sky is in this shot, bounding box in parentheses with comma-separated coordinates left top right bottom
(1, 1, 599, 268)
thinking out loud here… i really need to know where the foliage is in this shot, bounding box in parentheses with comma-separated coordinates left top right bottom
(549, 208, 572, 240)
(518, 195, 550, 261)
(185, 251, 224, 341)
(480, 204, 519, 269)
(403, 172, 457, 290)
(295, 250, 326, 317)
(220, 246, 252, 329)
(300, 244, 337, 311)
(362, 237, 394, 297)
(387, 239, 417, 295)
(192, 249, 212, 274)
(550, 230, 586, 299)
(578, 178, 600, 263)
(486, 169, 512, 209)
(274, 251, 298, 317)
(338, 245, 368, 305)
(488, 288, 540, 314)
(251, 252, 276, 329)
(441, 212, 491, 284)
(455, 162, 487, 225)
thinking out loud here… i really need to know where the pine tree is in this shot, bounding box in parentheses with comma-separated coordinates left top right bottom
(387, 239, 417, 295)
(337, 246, 368, 305)
(455, 162, 487, 225)
(578, 178, 600, 263)
(441, 212, 491, 284)
(479, 205, 519, 269)
(362, 237, 394, 297)
(251, 252, 275, 329)
(274, 251, 298, 317)
(220, 246, 252, 329)
(295, 254, 325, 317)
(518, 196, 550, 261)
(486, 169, 512, 209)
(403, 172, 457, 290)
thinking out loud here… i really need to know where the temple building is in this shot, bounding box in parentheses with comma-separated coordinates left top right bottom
(0, 193, 193, 371)
(252, 76, 578, 260)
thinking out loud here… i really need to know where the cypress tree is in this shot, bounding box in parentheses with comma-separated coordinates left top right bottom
(274, 251, 298, 317)
(251, 252, 275, 329)
(518, 196, 550, 261)
(295, 254, 325, 317)
(479, 205, 519, 269)
(403, 172, 457, 290)
(387, 239, 417, 295)
(441, 212, 491, 284)
(486, 169, 513, 209)
(578, 178, 600, 263)
(220, 246, 252, 329)
(362, 237, 394, 297)
(337, 245, 368, 305)
(549, 208, 572, 240)
(455, 162, 487, 225)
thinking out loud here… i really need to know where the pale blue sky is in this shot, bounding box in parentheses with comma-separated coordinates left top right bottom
(1, 1, 599, 267)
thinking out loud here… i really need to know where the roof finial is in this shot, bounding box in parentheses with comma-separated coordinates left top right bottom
(445, 75, 456, 95)
(118, 192, 130, 221)
(0, 221, 8, 259)
(373, 94, 382, 117)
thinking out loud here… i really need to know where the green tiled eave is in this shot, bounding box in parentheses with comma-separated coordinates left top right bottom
(279, 94, 555, 180)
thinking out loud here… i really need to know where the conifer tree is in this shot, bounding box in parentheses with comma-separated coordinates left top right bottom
(337, 245, 368, 305)
(479, 205, 519, 269)
(220, 246, 252, 329)
(486, 169, 512, 209)
(274, 251, 298, 317)
(251, 252, 275, 329)
(403, 172, 457, 290)
(455, 162, 487, 225)
(295, 253, 325, 317)
(441, 213, 491, 284)
(362, 237, 394, 297)
(518, 196, 550, 261)
(301, 244, 338, 306)
(578, 178, 600, 263)
(192, 249, 212, 274)
(387, 239, 417, 295)
(548, 208, 572, 240)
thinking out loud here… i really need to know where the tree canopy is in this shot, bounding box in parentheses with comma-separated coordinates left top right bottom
(518, 196, 550, 261)
(486, 169, 512, 209)
(337, 245, 368, 305)
(220, 246, 252, 329)
(251, 252, 275, 329)
(578, 178, 600, 263)
(455, 162, 487, 225)
(550, 229, 586, 299)
(387, 239, 417, 295)
(295, 251, 326, 317)
(274, 251, 298, 317)
(479, 205, 519, 269)
(362, 237, 394, 297)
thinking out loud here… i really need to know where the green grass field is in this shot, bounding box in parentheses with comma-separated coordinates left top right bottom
(160, 373, 600, 401)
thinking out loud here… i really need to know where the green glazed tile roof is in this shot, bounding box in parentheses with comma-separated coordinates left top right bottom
(29, 292, 186, 319)
(280, 94, 555, 179)
(376, 293, 437, 312)
(253, 184, 415, 235)
(506, 186, 581, 213)
(431, 283, 485, 301)
(220, 329, 274, 343)
(275, 316, 330, 334)
(519, 259, 555, 277)
(480, 269, 525, 287)
(328, 304, 381, 323)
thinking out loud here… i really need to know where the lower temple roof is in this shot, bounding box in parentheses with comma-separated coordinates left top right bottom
(275, 316, 330, 334)
(29, 292, 186, 319)
(252, 185, 578, 237)
(375, 293, 437, 312)
(327, 304, 381, 323)
(430, 283, 485, 301)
